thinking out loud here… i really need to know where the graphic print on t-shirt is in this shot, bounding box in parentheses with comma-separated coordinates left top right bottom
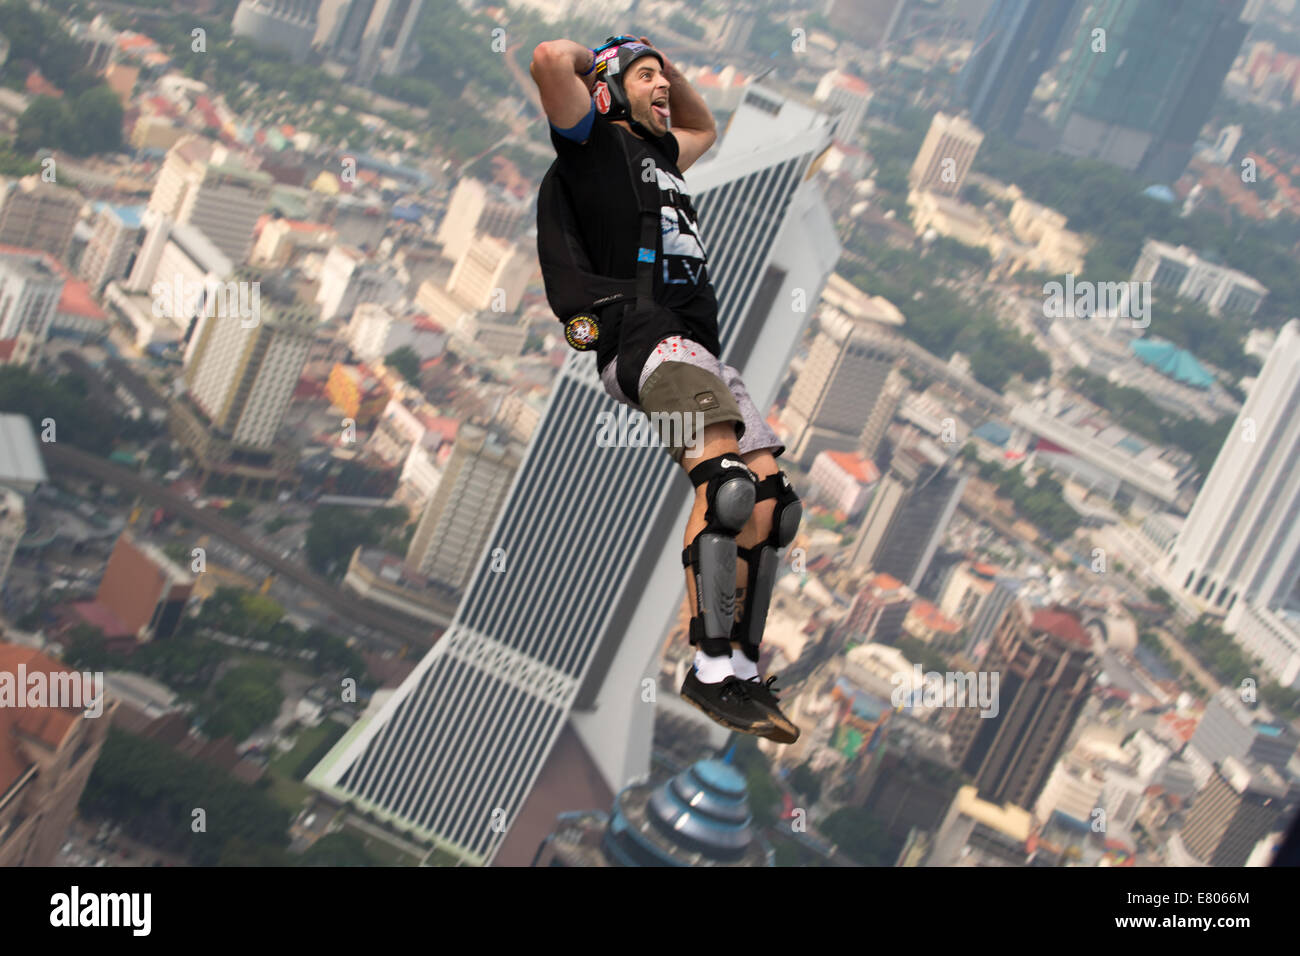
(655, 165, 707, 287)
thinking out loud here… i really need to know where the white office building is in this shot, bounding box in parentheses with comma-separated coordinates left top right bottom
(148, 136, 271, 265)
(1163, 320, 1300, 686)
(183, 294, 315, 448)
(1132, 239, 1268, 318)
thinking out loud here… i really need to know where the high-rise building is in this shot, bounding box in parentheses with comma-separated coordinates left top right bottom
(1177, 755, 1288, 866)
(840, 572, 914, 645)
(781, 305, 900, 466)
(0, 641, 114, 866)
(0, 176, 82, 264)
(1163, 319, 1300, 683)
(0, 487, 23, 592)
(435, 178, 529, 263)
(306, 79, 841, 865)
(531, 758, 774, 866)
(326, 0, 424, 80)
(445, 236, 533, 313)
(79, 204, 145, 296)
(148, 136, 272, 265)
(405, 424, 523, 593)
(948, 603, 1096, 809)
(0, 247, 64, 366)
(170, 270, 315, 493)
(955, 0, 1079, 135)
(813, 69, 873, 145)
(848, 441, 968, 591)
(1052, 0, 1249, 180)
(316, 245, 404, 322)
(963, 574, 1021, 658)
(232, 0, 322, 63)
(859, 367, 905, 462)
(908, 112, 984, 197)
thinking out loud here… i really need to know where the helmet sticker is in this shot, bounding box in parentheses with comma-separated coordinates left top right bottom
(594, 81, 611, 114)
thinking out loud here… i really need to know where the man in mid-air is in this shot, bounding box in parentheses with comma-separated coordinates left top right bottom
(531, 35, 803, 744)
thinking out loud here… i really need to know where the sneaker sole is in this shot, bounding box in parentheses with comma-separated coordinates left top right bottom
(680, 688, 778, 738)
(755, 709, 800, 744)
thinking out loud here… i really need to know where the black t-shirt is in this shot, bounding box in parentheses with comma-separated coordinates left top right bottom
(549, 113, 720, 375)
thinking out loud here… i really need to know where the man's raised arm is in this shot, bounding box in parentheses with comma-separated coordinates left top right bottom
(530, 40, 598, 132)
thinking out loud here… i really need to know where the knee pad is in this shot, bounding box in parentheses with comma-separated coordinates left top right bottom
(688, 452, 757, 534)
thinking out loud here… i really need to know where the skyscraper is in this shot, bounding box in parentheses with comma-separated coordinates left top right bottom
(169, 269, 315, 494)
(406, 424, 523, 593)
(1163, 320, 1300, 683)
(948, 603, 1096, 809)
(325, 0, 424, 80)
(79, 204, 145, 296)
(848, 441, 968, 591)
(1177, 756, 1288, 866)
(231, 0, 322, 63)
(955, 0, 1079, 135)
(780, 306, 900, 466)
(148, 136, 272, 265)
(908, 112, 984, 197)
(1052, 0, 1249, 181)
(307, 80, 841, 865)
(0, 176, 81, 264)
(0, 248, 63, 367)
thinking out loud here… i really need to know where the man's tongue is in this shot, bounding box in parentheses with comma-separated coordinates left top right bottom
(653, 103, 669, 119)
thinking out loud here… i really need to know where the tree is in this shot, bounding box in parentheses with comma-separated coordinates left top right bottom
(198, 661, 283, 742)
(70, 85, 124, 155)
(305, 506, 404, 579)
(385, 345, 421, 385)
(15, 96, 70, 152)
(819, 807, 894, 865)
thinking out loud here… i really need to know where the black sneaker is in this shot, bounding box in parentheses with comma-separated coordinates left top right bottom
(741, 675, 800, 744)
(680, 668, 778, 738)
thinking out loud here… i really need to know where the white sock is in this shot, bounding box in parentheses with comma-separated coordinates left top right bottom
(731, 647, 759, 681)
(694, 649, 734, 683)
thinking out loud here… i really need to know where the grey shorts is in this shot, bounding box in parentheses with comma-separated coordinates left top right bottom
(599, 335, 786, 465)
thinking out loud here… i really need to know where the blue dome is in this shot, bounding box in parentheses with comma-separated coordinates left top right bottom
(693, 758, 746, 796)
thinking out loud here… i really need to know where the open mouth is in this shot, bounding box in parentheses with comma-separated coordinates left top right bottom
(652, 101, 669, 120)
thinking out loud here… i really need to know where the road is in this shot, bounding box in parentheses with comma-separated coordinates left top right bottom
(41, 443, 446, 649)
